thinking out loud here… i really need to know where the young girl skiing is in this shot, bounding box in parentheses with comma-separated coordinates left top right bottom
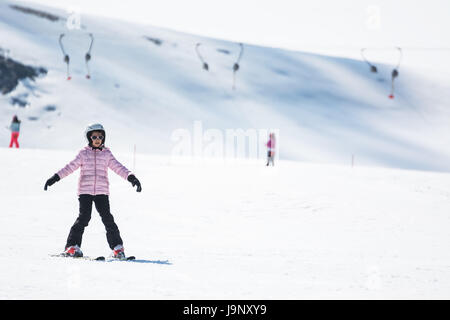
(44, 123, 142, 259)
(9, 115, 21, 148)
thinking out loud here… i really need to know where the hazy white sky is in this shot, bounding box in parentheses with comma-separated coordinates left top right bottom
(15, 0, 450, 72)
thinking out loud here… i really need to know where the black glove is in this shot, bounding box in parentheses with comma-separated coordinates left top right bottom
(44, 173, 60, 191)
(127, 174, 142, 192)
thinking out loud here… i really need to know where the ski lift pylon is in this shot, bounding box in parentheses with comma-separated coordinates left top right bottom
(195, 41, 244, 90)
(389, 47, 402, 99)
(58, 32, 94, 80)
(85, 33, 94, 79)
(361, 46, 403, 99)
(58, 34, 71, 80)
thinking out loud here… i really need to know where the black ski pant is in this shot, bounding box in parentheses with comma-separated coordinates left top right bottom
(65, 194, 123, 250)
(266, 151, 275, 166)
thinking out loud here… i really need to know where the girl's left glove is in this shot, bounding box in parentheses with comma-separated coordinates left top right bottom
(127, 174, 142, 192)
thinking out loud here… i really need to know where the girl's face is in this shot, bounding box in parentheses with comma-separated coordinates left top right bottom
(90, 131, 104, 148)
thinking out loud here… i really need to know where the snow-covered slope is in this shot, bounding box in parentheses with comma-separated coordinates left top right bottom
(1, 0, 450, 171)
(1, 148, 450, 299)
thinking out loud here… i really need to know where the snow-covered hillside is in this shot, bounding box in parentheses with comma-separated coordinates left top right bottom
(1, 0, 450, 171)
(1, 148, 450, 299)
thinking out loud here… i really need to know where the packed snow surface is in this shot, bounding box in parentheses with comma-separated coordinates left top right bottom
(1, 148, 449, 299)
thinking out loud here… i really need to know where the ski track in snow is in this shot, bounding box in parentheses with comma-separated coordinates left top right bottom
(0, 148, 449, 299)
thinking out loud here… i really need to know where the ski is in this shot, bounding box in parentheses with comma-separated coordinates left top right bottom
(50, 254, 136, 262)
(50, 253, 105, 261)
(106, 256, 136, 262)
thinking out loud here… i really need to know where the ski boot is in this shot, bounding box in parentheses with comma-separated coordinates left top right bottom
(112, 244, 126, 260)
(63, 245, 83, 257)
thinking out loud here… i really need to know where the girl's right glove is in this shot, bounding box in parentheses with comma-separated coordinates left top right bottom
(44, 173, 60, 190)
(127, 174, 142, 192)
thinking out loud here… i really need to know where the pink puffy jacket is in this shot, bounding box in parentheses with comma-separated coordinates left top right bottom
(57, 146, 131, 196)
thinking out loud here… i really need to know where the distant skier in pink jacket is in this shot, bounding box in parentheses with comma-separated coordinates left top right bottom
(266, 132, 275, 166)
(44, 123, 142, 259)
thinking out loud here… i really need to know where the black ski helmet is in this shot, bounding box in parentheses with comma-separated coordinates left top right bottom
(85, 123, 106, 147)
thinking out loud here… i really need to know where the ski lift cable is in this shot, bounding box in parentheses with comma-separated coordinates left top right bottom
(360, 46, 403, 69)
(360, 48, 377, 72)
(236, 43, 244, 65)
(233, 43, 244, 71)
(232, 43, 244, 90)
(394, 46, 402, 69)
(58, 33, 71, 80)
(86, 33, 94, 54)
(58, 33, 68, 57)
(195, 43, 209, 71)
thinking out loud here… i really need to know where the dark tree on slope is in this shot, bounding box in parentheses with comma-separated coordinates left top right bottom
(0, 53, 47, 95)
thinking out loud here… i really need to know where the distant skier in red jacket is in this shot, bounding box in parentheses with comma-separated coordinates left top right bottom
(9, 115, 21, 148)
(266, 133, 275, 166)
